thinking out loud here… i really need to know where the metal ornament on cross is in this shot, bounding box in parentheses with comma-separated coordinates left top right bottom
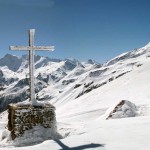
(10, 29, 55, 105)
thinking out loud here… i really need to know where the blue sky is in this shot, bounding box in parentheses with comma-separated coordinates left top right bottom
(0, 0, 150, 62)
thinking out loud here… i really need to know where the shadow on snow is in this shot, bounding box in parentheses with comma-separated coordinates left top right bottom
(54, 139, 104, 150)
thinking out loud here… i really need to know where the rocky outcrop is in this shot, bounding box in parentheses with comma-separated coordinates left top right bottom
(106, 100, 138, 119)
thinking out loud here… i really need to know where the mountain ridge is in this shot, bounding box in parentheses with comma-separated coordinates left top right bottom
(0, 42, 150, 112)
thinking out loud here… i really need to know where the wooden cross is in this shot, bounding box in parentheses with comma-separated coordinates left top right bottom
(10, 29, 55, 105)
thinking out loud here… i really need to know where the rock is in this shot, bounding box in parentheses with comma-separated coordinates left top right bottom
(106, 100, 138, 120)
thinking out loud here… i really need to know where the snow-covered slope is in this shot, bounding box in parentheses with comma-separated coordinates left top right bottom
(50, 42, 150, 108)
(0, 42, 150, 149)
(54, 57, 150, 122)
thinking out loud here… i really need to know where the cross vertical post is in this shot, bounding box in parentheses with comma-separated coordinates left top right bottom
(10, 29, 55, 106)
(29, 29, 36, 105)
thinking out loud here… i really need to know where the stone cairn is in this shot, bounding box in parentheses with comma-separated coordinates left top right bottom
(7, 103, 57, 140)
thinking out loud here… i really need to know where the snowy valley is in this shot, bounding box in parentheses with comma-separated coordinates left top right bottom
(0, 42, 150, 149)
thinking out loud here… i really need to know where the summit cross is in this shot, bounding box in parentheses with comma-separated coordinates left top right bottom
(10, 29, 55, 105)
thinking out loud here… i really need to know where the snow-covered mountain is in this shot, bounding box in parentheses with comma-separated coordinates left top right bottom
(0, 53, 100, 112)
(0, 42, 150, 112)
(0, 42, 150, 149)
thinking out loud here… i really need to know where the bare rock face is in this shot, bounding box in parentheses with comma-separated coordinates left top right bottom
(106, 100, 138, 120)
(7, 102, 57, 140)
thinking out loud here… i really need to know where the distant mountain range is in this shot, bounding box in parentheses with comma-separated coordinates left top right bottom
(0, 42, 150, 112)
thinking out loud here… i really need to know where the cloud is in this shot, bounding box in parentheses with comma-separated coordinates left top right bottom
(0, 0, 55, 8)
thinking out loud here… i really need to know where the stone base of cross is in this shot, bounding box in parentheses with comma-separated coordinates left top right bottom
(10, 29, 54, 105)
(7, 103, 57, 140)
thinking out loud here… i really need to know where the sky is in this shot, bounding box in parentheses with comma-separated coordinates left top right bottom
(0, 0, 150, 63)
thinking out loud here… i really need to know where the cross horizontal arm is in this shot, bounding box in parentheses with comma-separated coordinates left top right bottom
(35, 46, 55, 51)
(10, 46, 55, 51)
(10, 46, 32, 51)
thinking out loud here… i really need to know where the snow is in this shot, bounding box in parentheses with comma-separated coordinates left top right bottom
(1, 116, 150, 150)
(12, 125, 60, 146)
(1, 43, 150, 149)
(15, 100, 55, 108)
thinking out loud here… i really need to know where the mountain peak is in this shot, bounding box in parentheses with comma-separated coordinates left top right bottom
(143, 42, 150, 49)
(4, 53, 19, 59)
(0, 54, 22, 71)
(87, 59, 95, 64)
